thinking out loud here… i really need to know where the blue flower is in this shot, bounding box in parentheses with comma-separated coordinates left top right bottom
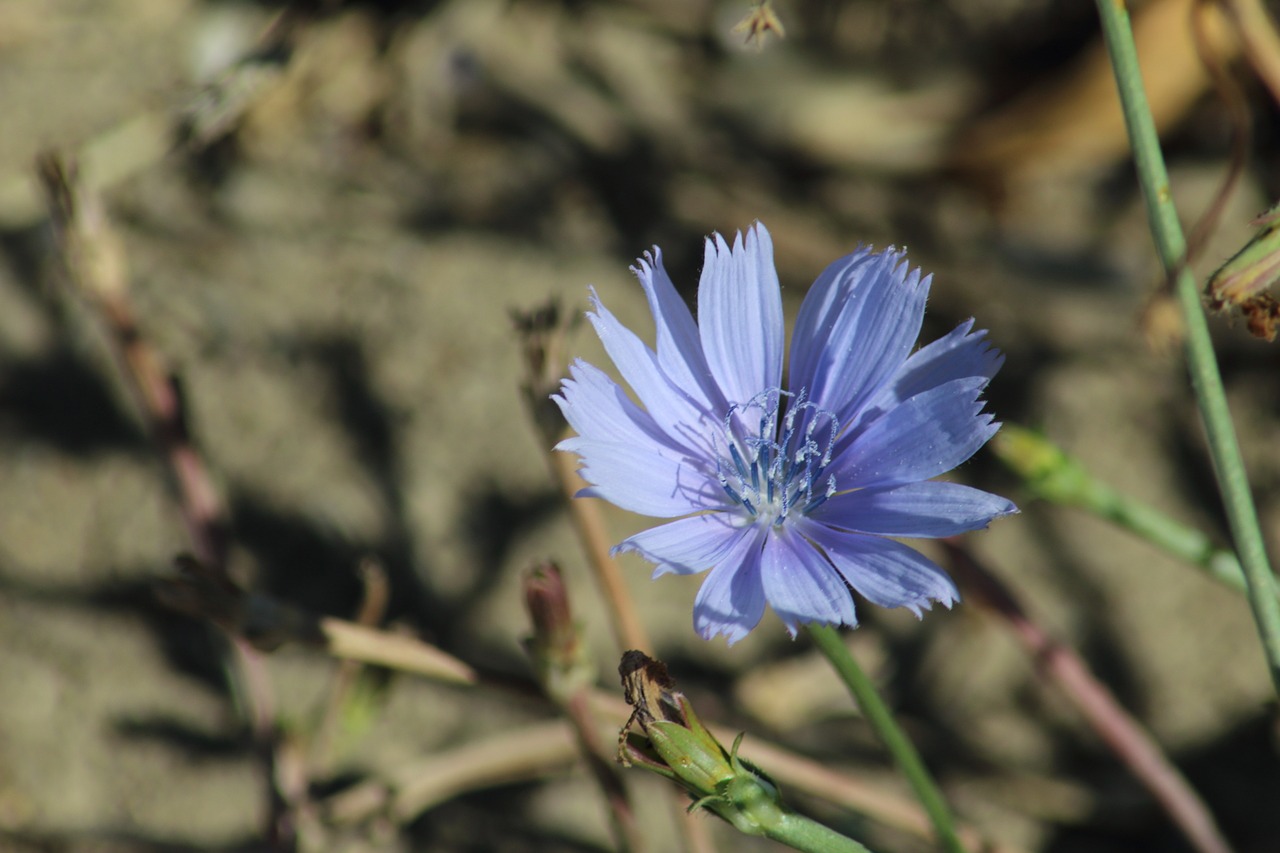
(555, 223, 1015, 643)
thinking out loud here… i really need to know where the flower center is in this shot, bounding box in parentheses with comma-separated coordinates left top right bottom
(716, 388, 838, 526)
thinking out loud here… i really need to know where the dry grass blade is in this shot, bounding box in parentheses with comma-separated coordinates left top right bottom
(319, 618, 478, 686)
(323, 720, 579, 826)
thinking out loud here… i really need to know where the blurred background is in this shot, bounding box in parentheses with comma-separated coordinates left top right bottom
(1, 0, 1279, 850)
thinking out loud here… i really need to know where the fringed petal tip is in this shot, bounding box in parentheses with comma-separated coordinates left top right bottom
(610, 544, 694, 581)
(962, 326, 1006, 384)
(889, 251, 932, 295)
(630, 245, 664, 277)
(696, 620, 754, 646)
(902, 587, 960, 620)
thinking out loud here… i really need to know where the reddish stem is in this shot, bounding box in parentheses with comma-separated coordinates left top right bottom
(942, 539, 1234, 853)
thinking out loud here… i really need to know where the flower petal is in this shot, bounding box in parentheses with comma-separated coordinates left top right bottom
(809, 481, 1017, 537)
(832, 377, 998, 487)
(759, 525, 856, 635)
(614, 512, 751, 577)
(788, 248, 929, 426)
(585, 289, 719, 458)
(633, 249, 726, 415)
(559, 438, 722, 517)
(697, 224, 784, 405)
(692, 527, 769, 644)
(858, 319, 1003, 430)
(801, 521, 959, 616)
(555, 360, 691, 458)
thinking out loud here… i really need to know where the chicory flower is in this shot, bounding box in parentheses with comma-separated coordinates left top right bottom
(555, 223, 1015, 643)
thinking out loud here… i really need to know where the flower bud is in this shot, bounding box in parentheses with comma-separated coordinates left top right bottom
(617, 650, 787, 836)
(522, 561, 590, 701)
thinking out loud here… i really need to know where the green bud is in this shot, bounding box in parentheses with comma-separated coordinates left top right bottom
(616, 651, 788, 835)
(990, 425, 1093, 505)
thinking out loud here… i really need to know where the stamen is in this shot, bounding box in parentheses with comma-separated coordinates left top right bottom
(728, 443, 751, 484)
(715, 388, 841, 526)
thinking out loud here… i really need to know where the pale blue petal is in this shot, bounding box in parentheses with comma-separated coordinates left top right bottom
(788, 248, 929, 427)
(832, 377, 998, 487)
(787, 246, 875, 394)
(697, 224, 783, 405)
(632, 249, 726, 415)
(559, 438, 722, 517)
(809, 481, 1017, 537)
(800, 521, 959, 616)
(555, 360, 694, 458)
(856, 320, 1003, 433)
(614, 512, 751, 577)
(759, 525, 856, 635)
(692, 527, 769, 644)
(586, 290, 719, 458)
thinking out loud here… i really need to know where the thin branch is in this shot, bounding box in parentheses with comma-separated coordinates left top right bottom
(36, 151, 293, 849)
(512, 301, 652, 654)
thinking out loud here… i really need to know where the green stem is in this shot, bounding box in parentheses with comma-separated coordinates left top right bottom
(806, 624, 966, 853)
(1094, 0, 1280, 694)
(764, 812, 874, 853)
(992, 425, 1275, 598)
